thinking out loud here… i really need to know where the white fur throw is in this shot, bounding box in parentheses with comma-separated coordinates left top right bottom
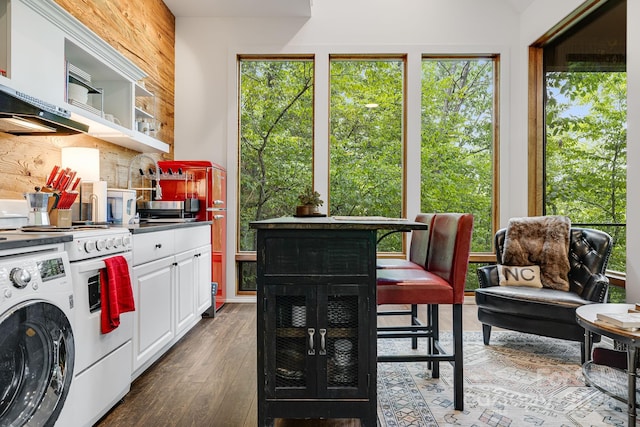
(502, 216, 571, 291)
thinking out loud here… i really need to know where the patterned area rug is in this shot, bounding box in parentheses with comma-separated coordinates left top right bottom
(377, 332, 630, 426)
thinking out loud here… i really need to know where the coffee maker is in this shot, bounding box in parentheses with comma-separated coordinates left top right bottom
(24, 189, 51, 226)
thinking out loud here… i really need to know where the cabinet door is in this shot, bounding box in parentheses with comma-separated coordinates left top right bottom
(264, 285, 317, 399)
(319, 284, 370, 399)
(175, 249, 196, 337)
(196, 244, 213, 315)
(132, 256, 174, 374)
(263, 284, 370, 400)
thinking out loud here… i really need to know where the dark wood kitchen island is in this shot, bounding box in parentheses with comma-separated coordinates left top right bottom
(250, 216, 428, 426)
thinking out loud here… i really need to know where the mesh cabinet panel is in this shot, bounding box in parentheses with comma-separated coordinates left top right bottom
(327, 295, 359, 388)
(275, 295, 307, 389)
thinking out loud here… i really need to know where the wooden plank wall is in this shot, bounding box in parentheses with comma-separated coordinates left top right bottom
(0, 0, 175, 199)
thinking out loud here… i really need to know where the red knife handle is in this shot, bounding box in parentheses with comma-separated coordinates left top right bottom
(57, 192, 68, 210)
(58, 175, 71, 191)
(52, 169, 66, 189)
(60, 192, 78, 209)
(71, 177, 81, 191)
(66, 171, 77, 190)
(46, 165, 60, 187)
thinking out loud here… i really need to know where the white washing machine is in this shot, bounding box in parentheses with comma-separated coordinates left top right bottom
(0, 240, 75, 427)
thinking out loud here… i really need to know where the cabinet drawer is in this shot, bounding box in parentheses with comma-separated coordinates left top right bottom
(175, 225, 211, 253)
(263, 237, 370, 275)
(133, 230, 175, 266)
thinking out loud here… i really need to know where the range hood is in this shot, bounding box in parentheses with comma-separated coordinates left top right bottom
(0, 84, 89, 135)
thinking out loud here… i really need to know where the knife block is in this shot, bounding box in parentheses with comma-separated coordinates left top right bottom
(50, 208, 72, 227)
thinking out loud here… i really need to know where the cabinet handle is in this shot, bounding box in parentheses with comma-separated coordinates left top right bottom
(155, 243, 162, 249)
(319, 328, 326, 355)
(307, 328, 315, 356)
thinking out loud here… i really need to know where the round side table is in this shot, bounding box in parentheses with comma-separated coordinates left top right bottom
(576, 303, 640, 426)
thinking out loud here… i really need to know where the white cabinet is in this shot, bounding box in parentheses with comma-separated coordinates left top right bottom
(7, 0, 65, 101)
(131, 225, 212, 379)
(3, 0, 169, 153)
(196, 244, 213, 315)
(133, 229, 174, 266)
(175, 225, 212, 318)
(175, 249, 197, 337)
(132, 254, 174, 377)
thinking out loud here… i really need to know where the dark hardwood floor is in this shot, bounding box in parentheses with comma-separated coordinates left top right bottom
(96, 298, 483, 427)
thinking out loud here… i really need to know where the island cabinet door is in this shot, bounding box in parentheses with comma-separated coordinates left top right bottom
(263, 284, 370, 400)
(263, 284, 375, 399)
(263, 284, 317, 400)
(319, 284, 371, 400)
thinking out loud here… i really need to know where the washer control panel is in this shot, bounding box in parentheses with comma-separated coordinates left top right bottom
(0, 251, 71, 308)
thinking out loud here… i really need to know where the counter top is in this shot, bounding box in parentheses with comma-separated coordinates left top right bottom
(0, 221, 212, 251)
(127, 220, 212, 234)
(250, 216, 428, 231)
(0, 232, 73, 252)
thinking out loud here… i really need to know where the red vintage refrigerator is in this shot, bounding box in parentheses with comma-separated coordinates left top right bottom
(158, 160, 226, 311)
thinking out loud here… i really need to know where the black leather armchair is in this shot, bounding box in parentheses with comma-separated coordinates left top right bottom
(475, 227, 613, 363)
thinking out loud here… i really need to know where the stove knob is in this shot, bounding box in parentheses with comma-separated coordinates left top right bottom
(105, 238, 114, 250)
(10, 268, 31, 289)
(96, 239, 107, 251)
(114, 237, 123, 248)
(123, 235, 132, 247)
(85, 240, 97, 253)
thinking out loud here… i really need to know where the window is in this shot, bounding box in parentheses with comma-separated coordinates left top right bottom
(237, 57, 314, 290)
(420, 56, 498, 254)
(541, 0, 626, 275)
(530, 0, 626, 300)
(236, 53, 501, 293)
(329, 56, 405, 252)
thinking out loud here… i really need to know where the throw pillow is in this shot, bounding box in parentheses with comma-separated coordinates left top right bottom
(502, 215, 571, 291)
(497, 265, 543, 288)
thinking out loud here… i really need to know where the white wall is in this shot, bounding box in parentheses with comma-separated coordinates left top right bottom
(626, 0, 639, 302)
(174, 0, 636, 303)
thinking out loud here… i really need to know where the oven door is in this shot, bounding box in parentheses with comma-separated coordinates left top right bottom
(70, 252, 134, 374)
(0, 300, 75, 427)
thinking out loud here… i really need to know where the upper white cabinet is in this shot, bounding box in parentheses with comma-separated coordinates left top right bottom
(2, 0, 169, 153)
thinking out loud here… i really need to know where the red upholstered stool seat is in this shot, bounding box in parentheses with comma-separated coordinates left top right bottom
(377, 269, 454, 305)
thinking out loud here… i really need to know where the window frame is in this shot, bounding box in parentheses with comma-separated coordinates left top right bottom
(528, 0, 627, 287)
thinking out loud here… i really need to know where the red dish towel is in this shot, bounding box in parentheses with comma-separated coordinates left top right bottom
(100, 255, 135, 334)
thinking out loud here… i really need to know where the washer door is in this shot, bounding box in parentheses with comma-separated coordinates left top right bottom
(0, 300, 75, 427)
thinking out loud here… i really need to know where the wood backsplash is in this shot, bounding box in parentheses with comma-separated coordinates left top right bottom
(0, 0, 175, 199)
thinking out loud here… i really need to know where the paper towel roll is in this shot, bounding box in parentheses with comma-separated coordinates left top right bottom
(93, 181, 107, 223)
(80, 181, 107, 223)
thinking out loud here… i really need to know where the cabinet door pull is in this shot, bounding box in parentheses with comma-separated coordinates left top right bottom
(155, 243, 162, 249)
(319, 328, 327, 355)
(307, 328, 315, 355)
